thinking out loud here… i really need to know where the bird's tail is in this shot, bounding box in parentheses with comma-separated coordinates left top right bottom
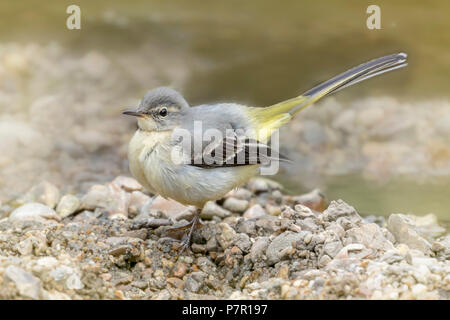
(249, 52, 407, 142)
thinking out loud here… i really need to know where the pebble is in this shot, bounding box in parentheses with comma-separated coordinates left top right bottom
(318, 255, 332, 268)
(56, 195, 80, 218)
(266, 231, 303, 265)
(4, 265, 42, 299)
(23, 181, 60, 209)
(9, 202, 61, 223)
(66, 274, 84, 290)
(346, 223, 394, 251)
(216, 223, 237, 250)
(323, 200, 362, 223)
(185, 273, 202, 293)
(296, 218, 318, 232)
(173, 263, 187, 278)
(387, 214, 432, 253)
(148, 196, 194, 220)
(411, 284, 428, 298)
(266, 204, 281, 216)
(226, 188, 253, 200)
(234, 233, 252, 253)
(250, 237, 270, 263)
(223, 197, 249, 213)
(247, 178, 269, 193)
(81, 183, 129, 216)
(293, 204, 315, 218)
(323, 241, 343, 258)
(243, 204, 266, 220)
(201, 201, 232, 219)
(112, 176, 142, 192)
(293, 189, 326, 212)
(128, 191, 151, 217)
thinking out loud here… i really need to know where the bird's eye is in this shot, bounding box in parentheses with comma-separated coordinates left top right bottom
(159, 107, 168, 117)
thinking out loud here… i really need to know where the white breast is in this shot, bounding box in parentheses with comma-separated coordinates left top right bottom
(128, 129, 259, 207)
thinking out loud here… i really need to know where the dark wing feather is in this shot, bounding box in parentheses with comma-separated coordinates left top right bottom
(190, 131, 288, 169)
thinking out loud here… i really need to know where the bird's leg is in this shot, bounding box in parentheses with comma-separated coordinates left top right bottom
(174, 208, 202, 254)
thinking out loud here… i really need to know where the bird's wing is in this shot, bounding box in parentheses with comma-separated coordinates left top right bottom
(188, 130, 288, 169)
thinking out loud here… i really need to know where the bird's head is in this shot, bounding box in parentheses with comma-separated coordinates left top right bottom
(123, 87, 189, 131)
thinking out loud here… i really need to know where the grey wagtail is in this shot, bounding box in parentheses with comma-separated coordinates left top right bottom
(123, 52, 407, 252)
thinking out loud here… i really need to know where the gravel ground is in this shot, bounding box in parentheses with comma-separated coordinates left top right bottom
(0, 176, 448, 300)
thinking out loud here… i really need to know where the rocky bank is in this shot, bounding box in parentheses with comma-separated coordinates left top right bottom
(0, 176, 448, 300)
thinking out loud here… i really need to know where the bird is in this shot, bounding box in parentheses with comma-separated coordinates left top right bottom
(123, 52, 407, 253)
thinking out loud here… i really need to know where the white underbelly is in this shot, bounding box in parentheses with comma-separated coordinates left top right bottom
(145, 151, 258, 206)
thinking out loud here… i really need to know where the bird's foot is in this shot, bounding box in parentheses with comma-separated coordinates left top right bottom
(167, 210, 202, 255)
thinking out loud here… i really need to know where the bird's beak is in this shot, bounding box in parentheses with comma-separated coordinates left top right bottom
(122, 109, 144, 117)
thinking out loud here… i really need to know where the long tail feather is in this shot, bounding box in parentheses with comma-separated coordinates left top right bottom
(295, 52, 408, 114)
(249, 53, 407, 141)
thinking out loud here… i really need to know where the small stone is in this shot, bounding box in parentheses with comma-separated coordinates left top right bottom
(216, 223, 237, 250)
(9, 202, 61, 223)
(318, 255, 332, 267)
(66, 274, 84, 290)
(411, 284, 428, 298)
(255, 215, 280, 233)
(223, 198, 249, 213)
(185, 274, 202, 293)
(122, 229, 148, 240)
(128, 191, 150, 217)
(304, 233, 312, 244)
(409, 214, 445, 240)
(167, 277, 184, 289)
(112, 176, 142, 192)
(131, 218, 171, 229)
(243, 204, 266, 220)
(380, 249, 405, 264)
(201, 201, 232, 219)
(56, 194, 80, 218)
(266, 231, 303, 265)
(4, 265, 42, 299)
(191, 243, 206, 253)
(234, 233, 252, 253)
(235, 219, 256, 235)
(42, 290, 71, 300)
(23, 181, 60, 209)
(16, 238, 33, 255)
(250, 237, 270, 263)
(226, 188, 253, 200)
(296, 218, 318, 232)
(346, 223, 393, 251)
(431, 241, 445, 252)
(266, 204, 281, 216)
(247, 178, 269, 193)
(293, 189, 326, 212)
(387, 214, 431, 253)
(327, 222, 346, 238)
(206, 237, 218, 252)
(149, 196, 194, 220)
(323, 241, 343, 258)
(81, 183, 129, 216)
(131, 280, 148, 290)
(293, 204, 315, 218)
(323, 200, 362, 223)
(278, 265, 290, 279)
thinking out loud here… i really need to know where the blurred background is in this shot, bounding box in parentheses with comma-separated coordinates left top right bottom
(0, 0, 449, 223)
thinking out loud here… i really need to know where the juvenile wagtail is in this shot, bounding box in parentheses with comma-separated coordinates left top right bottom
(123, 53, 408, 252)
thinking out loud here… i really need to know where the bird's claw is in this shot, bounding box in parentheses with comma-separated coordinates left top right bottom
(171, 211, 202, 255)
